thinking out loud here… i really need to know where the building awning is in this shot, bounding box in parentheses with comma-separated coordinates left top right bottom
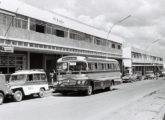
(133, 64, 163, 67)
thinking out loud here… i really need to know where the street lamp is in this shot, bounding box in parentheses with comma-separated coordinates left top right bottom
(105, 15, 131, 59)
(105, 15, 131, 74)
(146, 39, 160, 51)
(106, 15, 131, 39)
(145, 39, 160, 75)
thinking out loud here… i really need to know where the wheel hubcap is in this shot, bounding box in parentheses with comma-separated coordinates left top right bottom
(88, 86, 92, 94)
(15, 91, 22, 101)
(0, 94, 3, 103)
(39, 89, 44, 97)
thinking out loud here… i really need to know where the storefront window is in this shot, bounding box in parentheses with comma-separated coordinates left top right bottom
(0, 55, 26, 74)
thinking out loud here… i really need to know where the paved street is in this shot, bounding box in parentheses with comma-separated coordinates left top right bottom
(1, 78, 165, 120)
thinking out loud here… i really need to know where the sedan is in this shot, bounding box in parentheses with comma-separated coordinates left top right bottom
(122, 73, 137, 83)
(144, 71, 155, 79)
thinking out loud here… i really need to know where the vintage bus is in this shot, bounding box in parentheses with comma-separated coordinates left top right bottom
(55, 56, 122, 95)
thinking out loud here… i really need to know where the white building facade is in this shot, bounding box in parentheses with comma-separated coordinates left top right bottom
(123, 46, 163, 75)
(0, 0, 124, 82)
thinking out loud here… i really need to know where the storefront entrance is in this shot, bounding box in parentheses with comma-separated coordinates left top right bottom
(30, 53, 43, 69)
(45, 54, 61, 83)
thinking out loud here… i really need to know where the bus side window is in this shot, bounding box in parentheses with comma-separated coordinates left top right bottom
(91, 63, 95, 71)
(102, 63, 104, 70)
(88, 63, 92, 71)
(110, 63, 113, 70)
(98, 63, 101, 70)
(113, 63, 117, 70)
(95, 63, 98, 70)
(105, 63, 108, 70)
(112, 63, 116, 70)
(115, 63, 118, 70)
(117, 63, 120, 70)
(108, 64, 110, 70)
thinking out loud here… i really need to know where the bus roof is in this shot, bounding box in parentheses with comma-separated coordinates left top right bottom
(86, 57, 118, 62)
(57, 56, 118, 63)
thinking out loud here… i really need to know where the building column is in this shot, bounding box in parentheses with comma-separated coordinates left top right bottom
(67, 29, 70, 38)
(43, 55, 46, 71)
(27, 17, 30, 31)
(27, 51, 30, 69)
(92, 36, 95, 44)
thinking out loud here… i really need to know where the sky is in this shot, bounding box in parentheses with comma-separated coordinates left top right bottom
(19, 0, 165, 58)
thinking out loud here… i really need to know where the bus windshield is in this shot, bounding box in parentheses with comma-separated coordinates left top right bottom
(57, 62, 68, 71)
(57, 61, 87, 72)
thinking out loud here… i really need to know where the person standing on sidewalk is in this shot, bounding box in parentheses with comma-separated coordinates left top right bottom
(155, 72, 159, 80)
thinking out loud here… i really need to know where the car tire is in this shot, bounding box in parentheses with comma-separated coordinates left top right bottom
(0, 92, 4, 105)
(38, 88, 45, 98)
(13, 90, 23, 102)
(85, 85, 93, 96)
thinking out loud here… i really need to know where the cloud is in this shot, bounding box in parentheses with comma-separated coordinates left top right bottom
(52, 8, 76, 19)
(78, 14, 107, 29)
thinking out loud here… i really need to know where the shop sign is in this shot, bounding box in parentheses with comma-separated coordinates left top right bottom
(53, 17, 64, 24)
(0, 46, 14, 53)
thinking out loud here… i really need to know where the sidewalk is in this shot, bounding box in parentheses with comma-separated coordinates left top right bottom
(106, 88, 165, 120)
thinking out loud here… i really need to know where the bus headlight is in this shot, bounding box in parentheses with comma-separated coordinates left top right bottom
(77, 80, 81, 85)
(81, 81, 86, 84)
(77, 80, 86, 85)
(57, 81, 62, 85)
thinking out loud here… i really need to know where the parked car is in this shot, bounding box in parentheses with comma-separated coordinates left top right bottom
(0, 74, 10, 105)
(122, 73, 137, 82)
(134, 71, 143, 80)
(144, 71, 155, 79)
(159, 69, 165, 77)
(6, 69, 49, 102)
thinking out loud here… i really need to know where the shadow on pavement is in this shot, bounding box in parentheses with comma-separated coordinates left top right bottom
(53, 88, 119, 97)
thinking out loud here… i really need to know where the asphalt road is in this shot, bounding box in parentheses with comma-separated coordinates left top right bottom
(1, 78, 165, 120)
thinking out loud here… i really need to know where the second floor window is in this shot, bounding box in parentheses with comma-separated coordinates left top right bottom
(112, 44, 115, 48)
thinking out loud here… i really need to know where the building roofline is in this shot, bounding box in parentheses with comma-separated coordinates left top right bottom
(0, 0, 124, 44)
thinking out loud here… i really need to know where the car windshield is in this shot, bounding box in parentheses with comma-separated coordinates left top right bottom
(10, 74, 27, 81)
(125, 73, 131, 76)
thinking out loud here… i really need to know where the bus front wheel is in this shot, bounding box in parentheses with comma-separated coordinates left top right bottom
(86, 85, 93, 96)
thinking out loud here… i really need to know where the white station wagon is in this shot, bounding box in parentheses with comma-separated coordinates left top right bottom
(7, 69, 49, 102)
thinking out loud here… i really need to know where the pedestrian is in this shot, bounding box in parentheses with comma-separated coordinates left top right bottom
(49, 70, 54, 84)
(155, 72, 159, 80)
(53, 69, 57, 82)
